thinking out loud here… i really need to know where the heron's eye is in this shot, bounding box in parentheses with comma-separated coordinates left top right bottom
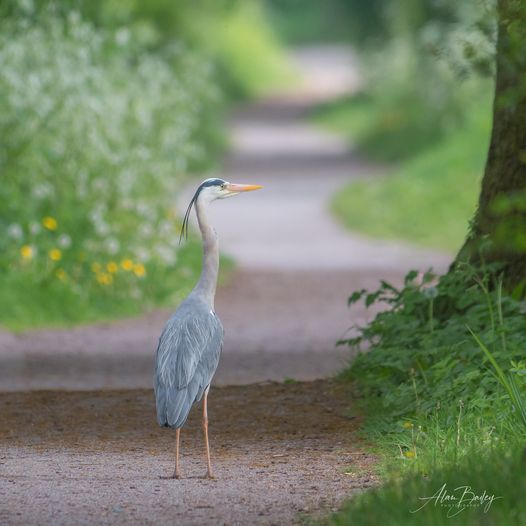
(220, 183, 226, 190)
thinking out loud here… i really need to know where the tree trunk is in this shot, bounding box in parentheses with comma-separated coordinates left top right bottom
(455, 0, 526, 291)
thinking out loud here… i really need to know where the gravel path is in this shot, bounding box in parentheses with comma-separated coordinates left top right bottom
(0, 381, 377, 526)
(0, 46, 451, 525)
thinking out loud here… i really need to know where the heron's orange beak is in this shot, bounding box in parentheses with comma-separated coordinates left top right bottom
(225, 183, 263, 193)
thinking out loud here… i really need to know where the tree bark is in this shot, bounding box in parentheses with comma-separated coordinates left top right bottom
(455, 0, 526, 291)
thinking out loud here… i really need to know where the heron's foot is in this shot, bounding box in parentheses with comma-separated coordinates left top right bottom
(202, 470, 215, 480)
(160, 472, 182, 480)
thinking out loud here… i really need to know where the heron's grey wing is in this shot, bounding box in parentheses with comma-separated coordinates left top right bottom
(154, 304, 223, 428)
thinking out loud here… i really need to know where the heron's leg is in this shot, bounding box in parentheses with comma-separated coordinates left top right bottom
(161, 428, 182, 479)
(173, 428, 182, 479)
(202, 390, 214, 478)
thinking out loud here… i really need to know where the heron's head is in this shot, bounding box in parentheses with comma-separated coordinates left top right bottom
(180, 178, 262, 242)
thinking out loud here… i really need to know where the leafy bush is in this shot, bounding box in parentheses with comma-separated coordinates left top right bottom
(340, 266, 526, 434)
(314, 63, 492, 163)
(58, 0, 295, 100)
(0, 5, 219, 328)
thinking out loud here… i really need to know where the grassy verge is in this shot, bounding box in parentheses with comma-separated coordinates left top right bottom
(330, 445, 525, 525)
(1, 240, 234, 332)
(312, 91, 453, 163)
(312, 82, 493, 251)
(330, 103, 491, 251)
(328, 266, 526, 524)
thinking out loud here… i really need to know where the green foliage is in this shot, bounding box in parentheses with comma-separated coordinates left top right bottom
(264, 0, 382, 44)
(329, 95, 491, 251)
(22, 0, 292, 100)
(310, 1, 496, 251)
(314, 67, 493, 164)
(214, 1, 297, 99)
(310, 0, 495, 158)
(340, 266, 526, 434)
(0, 4, 221, 329)
(76, 0, 295, 99)
(468, 316, 526, 432)
(265, 0, 476, 47)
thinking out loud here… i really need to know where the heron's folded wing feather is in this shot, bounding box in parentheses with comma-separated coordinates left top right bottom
(155, 307, 223, 389)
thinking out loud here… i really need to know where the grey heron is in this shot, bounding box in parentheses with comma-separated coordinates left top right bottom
(154, 178, 262, 479)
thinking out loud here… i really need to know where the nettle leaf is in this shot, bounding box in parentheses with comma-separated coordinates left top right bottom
(422, 269, 437, 284)
(365, 291, 381, 307)
(380, 280, 399, 293)
(348, 289, 366, 306)
(404, 270, 419, 284)
(342, 264, 526, 427)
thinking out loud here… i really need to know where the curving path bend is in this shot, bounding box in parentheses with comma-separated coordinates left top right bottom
(0, 46, 450, 390)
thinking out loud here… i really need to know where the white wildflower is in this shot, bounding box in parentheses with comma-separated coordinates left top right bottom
(58, 234, 72, 248)
(7, 223, 23, 240)
(104, 237, 120, 255)
(29, 222, 41, 235)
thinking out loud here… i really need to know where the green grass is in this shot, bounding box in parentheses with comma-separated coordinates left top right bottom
(311, 78, 494, 251)
(329, 445, 526, 525)
(329, 103, 492, 251)
(0, 241, 234, 332)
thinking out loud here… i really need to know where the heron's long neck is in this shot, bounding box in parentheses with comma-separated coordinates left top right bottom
(193, 197, 219, 307)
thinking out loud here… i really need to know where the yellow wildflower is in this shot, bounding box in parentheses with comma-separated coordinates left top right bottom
(20, 245, 34, 260)
(121, 258, 134, 271)
(402, 421, 413, 429)
(91, 262, 101, 273)
(96, 273, 113, 285)
(49, 248, 62, 262)
(107, 261, 119, 273)
(42, 216, 58, 231)
(133, 263, 146, 277)
(404, 450, 415, 459)
(55, 269, 67, 281)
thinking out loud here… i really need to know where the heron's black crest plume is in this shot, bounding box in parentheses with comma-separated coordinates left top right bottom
(179, 178, 226, 244)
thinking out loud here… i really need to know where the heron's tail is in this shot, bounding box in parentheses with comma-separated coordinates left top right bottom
(155, 381, 200, 429)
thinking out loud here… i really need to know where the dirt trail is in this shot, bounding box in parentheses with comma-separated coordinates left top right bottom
(0, 380, 376, 525)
